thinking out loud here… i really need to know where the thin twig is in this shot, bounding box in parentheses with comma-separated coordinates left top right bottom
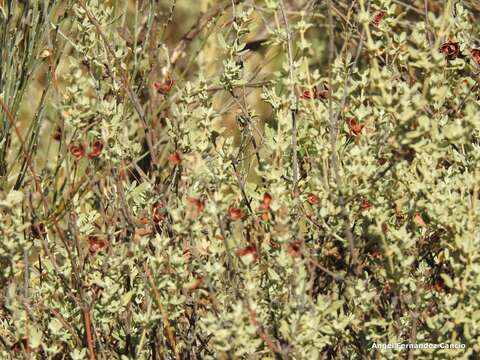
(83, 310, 96, 360)
(279, 0, 299, 198)
(35, 301, 82, 346)
(407, 283, 420, 360)
(145, 265, 180, 360)
(392, 0, 423, 15)
(424, 0, 433, 46)
(327, 0, 365, 273)
(231, 160, 253, 214)
(246, 303, 284, 357)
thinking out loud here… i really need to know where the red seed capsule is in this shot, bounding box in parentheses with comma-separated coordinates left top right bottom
(152, 203, 164, 223)
(307, 193, 319, 205)
(11, 339, 30, 354)
(88, 140, 104, 159)
(414, 213, 426, 227)
(31, 222, 47, 239)
(190, 197, 205, 212)
(70, 143, 85, 158)
(288, 240, 302, 257)
(183, 276, 204, 291)
(154, 77, 175, 94)
(168, 151, 182, 166)
(236, 245, 258, 261)
(347, 117, 364, 137)
(317, 87, 330, 100)
(301, 86, 318, 100)
(360, 199, 372, 211)
(439, 40, 460, 60)
(260, 192, 272, 210)
(469, 48, 480, 65)
(228, 207, 244, 221)
(88, 235, 107, 255)
(372, 11, 386, 27)
(53, 126, 62, 141)
(301, 85, 329, 100)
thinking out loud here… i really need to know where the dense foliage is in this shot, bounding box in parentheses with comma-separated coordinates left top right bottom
(1, 0, 480, 359)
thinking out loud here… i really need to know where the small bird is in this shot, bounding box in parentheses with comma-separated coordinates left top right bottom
(242, 38, 268, 52)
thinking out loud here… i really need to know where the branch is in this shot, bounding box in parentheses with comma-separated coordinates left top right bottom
(407, 284, 420, 360)
(279, 0, 299, 198)
(326, 0, 365, 272)
(145, 266, 180, 360)
(424, 0, 433, 46)
(83, 310, 96, 360)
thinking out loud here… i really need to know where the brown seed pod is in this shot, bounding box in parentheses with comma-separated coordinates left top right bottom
(152, 203, 164, 223)
(154, 77, 175, 94)
(288, 240, 302, 257)
(70, 143, 85, 158)
(439, 40, 460, 60)
(469, 48, 480, 65)
(347, 117, 364, 137)
(52, 126, 62, 141)
(360, 199, 372, 211)
(236, 245, 258, 261)
(307, 193, 319, 205)
(228, 207, 244, 221)
(372, 11, 386, 27)
(88, 140, 104, 159)
(31, 222, 47, 239)
(88, 235, 108, 255)
(168, 151, 182, 166)
(301, 86, 318, 100)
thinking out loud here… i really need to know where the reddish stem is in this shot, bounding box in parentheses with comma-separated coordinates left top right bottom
(84, 310, 96, 360)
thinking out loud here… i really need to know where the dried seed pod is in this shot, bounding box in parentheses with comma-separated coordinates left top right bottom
(52, 126, 62, 141)
(190, 197, 205, 212)
(168, 151, 182, 166)
(288, 240, 302, 257)
(154, 77, 175, 94)
(31, 222, 47, 239)
(70, 144, 85, 158)
(236, 245, 258, 261)
(307, 193, 319, 205)
(439, 40, 460, 60)
(347, 117, 364, 137)
(228, 207, 244, 221)
(88, 235, 108, 255)
(88, 140, 104, 159)
(152, 203, 164, 223)
(469, 48, 480, 65)
(372, 11, 386, 26)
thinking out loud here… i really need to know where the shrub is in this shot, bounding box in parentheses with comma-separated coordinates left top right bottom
(1, 0, 479, 359)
